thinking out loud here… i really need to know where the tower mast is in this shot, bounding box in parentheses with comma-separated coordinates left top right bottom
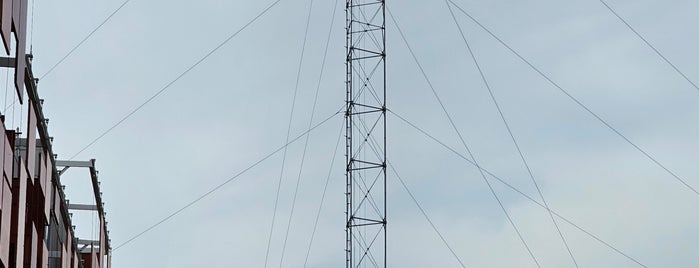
(345, 0, 387, 267)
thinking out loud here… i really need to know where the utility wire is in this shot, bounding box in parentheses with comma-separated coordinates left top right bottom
(599, 0, 699, 93)
(263, 0, 311, 266)
(388, 9, 541, 268)
(2, 100, 15, 114)
(447, 0, 699, 198)
(285, 0, 341, 267)
(389, 162, 467, 267)
(3, 69, 7, 115)
(277, 0, 318, 266)
(444, 1, 579, 267)
(357, 119, 466, 267)
(67, 0, 282, 160)
(112, 109, 341, 252)
(390, 110, 647, 267)
(40, 0, 133, 79)
(29, 0, 37, 53)
(304, 121, 344, 268)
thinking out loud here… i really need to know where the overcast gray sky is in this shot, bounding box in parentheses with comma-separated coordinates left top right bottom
(18, 0, 699, 267)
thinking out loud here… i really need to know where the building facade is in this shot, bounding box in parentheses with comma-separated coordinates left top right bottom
(0, 0, 112, 267)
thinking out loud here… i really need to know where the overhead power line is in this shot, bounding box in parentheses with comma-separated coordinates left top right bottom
(304, 121, 343, 268)
(390, 110, 647, 267)
(29, 0, 37, 53)
(444, 1, 579, 266)
(447, 0, 699, 198)
(112, 109, 341, 252)
(599, 0, 699, 93)
(281, 0, 341, 267)
(41, 0, 133, 79)
(67, 0, 282, 160)
(353, 114, 466, 267)
(276, 0, 318, 266)
(388, 8, 541, 268)
(389, 162, 467, 268)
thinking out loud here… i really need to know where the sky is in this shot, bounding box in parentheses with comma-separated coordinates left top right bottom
(12, 0, 699, 267)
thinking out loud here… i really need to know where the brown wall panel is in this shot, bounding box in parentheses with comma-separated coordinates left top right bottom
(2, 131, 9, 188)
(81, 252, 92, 268)
(41, 241, 47, 268)
(0, 180, 10, 268)
(3, 131, 13, 186)
(38, 151, 45, 191)
(99, 215, 105, 266)
(24, 222, 37, 268)
(35, 231, 45, 268)
(42, 151, 50, 222)
(61, 246, 67, 268)
(32, 183, 46, 231)
(0, 129, 3, 185)
(0, 0, 10, 53)
(11, 161, 28, 268)
(25, 101, 35, 179)
(52, 185, 60, 220)
(91, 250, 98, 268)
(66, 232, 72, 261)
(61, 244, 67, 268)
(10, 0, 16, 34)
(12, 0, 25, 103)
(0, 175, 2, 212)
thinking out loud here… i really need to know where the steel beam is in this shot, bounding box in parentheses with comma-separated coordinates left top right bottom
(77, 239, 99, 245)
(54, 157, 111, 251)
(55, 160, 93, 168)
(67, 204, 97, 211)
(0, 57, 14, 68)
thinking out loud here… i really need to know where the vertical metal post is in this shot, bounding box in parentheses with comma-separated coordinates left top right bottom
(346, 1, 386, 267)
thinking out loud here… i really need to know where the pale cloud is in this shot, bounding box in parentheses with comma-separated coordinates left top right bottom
(26, 0, 699, 267)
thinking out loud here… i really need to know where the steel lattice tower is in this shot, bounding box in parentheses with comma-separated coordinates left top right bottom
(345, 0, 386, 267)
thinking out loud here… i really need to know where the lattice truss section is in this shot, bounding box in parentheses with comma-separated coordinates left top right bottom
(345, 1, 386, 268)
